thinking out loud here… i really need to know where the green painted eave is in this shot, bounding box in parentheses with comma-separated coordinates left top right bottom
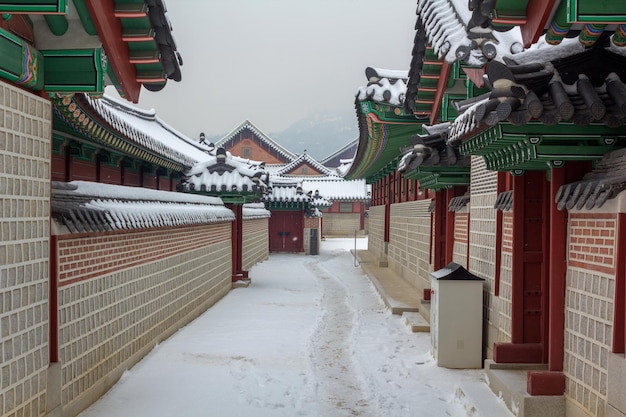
(568, 0, 626, 23)
(51, 94, 192, 172)
(0, 0, 67, 13)
(403, 165, 470, 191)
(492, 0, 528, 21)
(460, 122, 626, 172)
(344, 101, 425, 181)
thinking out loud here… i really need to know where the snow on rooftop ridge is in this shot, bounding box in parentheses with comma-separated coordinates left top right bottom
(366, 67, 409, 81)
(336, 159, 354, 177)
(274, 152, 338, 177)
(356, 77, 407, 106)
(182, 148, 268, 193)
(215, 120, 298, 162)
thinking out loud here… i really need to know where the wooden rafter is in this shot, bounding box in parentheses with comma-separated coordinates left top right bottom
(83, 0, 141, 103)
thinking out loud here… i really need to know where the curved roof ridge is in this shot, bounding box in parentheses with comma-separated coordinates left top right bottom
(215, 120, 298, 162)
(275, 152, 337, 176)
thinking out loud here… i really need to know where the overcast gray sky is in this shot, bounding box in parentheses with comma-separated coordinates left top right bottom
(127, 0, 417, 140)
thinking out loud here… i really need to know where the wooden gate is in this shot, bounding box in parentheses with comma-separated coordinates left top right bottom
(269, 210, 304, 252)
(512, 171, 550, 352)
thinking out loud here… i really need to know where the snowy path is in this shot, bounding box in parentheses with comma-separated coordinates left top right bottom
(77, 238, 501, 417)
(306, 253, 375, 416)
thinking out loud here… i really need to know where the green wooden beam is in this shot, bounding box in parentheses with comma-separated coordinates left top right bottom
(0, 0, 67, 13)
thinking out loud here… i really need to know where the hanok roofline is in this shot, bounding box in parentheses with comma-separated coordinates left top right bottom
(215, 120, 298, 164)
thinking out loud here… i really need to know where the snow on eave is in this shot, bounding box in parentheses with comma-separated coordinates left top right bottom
(85, 94, 207, 165)
(182, 150, 269, 193)
(355, 77, 407, 106)
(214, 119, 298, 162)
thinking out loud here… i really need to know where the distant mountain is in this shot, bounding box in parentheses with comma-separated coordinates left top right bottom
(271, 112, 358, 160)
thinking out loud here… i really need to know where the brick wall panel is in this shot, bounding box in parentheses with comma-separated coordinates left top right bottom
(55, 223, 232, 413)
(0, 81, 51, 417)
(242, 218, 269, 270)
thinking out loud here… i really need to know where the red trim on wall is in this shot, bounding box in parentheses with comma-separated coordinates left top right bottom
(613, 213, 626, 354)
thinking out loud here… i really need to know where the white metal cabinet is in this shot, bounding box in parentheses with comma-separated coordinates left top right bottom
(430, 262, 484, 369)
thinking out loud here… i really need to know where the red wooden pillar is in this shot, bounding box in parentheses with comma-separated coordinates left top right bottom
(445, 188, 455, 265)
(229, 204, 246, 281)
(548, 167, 566, 371)
(511, 174, 525, 344)
(433, 190, 447, 270)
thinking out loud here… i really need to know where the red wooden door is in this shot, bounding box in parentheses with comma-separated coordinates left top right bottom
(269, 211, 303, 252)
(513, 170, 550, 349)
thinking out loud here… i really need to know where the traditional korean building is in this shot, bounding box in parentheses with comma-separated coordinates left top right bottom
(216, 120, 370, 251)
(344, 2, 626, 417)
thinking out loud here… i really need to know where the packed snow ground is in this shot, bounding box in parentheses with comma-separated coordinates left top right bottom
(78, 238, 509, 417)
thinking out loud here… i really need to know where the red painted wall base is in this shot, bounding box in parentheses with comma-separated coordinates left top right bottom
(527, 371, 566, 396)
(493, 343, 543, 363)
(232, 271, 249, 282)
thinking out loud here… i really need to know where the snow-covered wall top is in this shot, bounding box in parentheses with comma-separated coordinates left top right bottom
(243, 203, 272, 219)
(51, 181, 234, 234)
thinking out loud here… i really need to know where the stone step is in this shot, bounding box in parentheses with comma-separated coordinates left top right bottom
(484, 360, 565, 417)
(455, 377, 514, 417)
(402, 312, 430, 332)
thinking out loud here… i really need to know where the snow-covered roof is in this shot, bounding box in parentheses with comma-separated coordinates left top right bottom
(320, 139, 358, 168)
(356, 67, 408, 106)
(52, 181, 234, 234)
(274, 152, 338, 177)
(298, 177, 369, 202)
(263, 178, 313, 203)
(181, 148, 268, 195)
(417, 0, 523, 66)
(85, 94, 211, 165)
(215, 120, 297, 163)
